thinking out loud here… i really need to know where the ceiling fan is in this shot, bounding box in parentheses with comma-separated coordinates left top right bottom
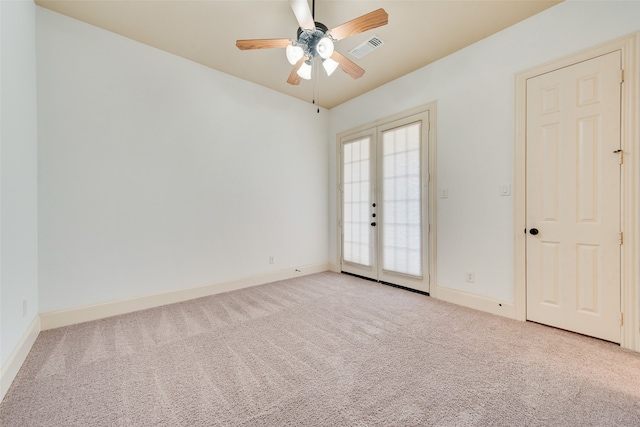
(236, 0, 388, 85)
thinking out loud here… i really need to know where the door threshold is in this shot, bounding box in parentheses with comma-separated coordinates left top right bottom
(341, 271, 430, 297)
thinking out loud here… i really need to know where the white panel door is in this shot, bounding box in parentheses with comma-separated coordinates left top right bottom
(340, 113, 429, 292)
(526, 51, 622, 342)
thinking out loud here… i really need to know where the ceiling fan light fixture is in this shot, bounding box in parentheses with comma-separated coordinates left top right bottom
(236, 2, 389, 86)
(316, 36, 334, 59)
(285, 44, 304, 65)
(297, 60, 312, 80)
(322, 57, 339, 76)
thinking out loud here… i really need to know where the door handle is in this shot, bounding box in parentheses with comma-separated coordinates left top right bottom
(529, 228, 539, 235)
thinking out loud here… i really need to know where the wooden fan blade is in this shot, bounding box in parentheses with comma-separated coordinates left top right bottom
(236, 38, 292, 50)
(287, 57, 307, 85)
(328, 8, 388, 41)
(331, 51, 365, 79)
(289, 0, 315, 30)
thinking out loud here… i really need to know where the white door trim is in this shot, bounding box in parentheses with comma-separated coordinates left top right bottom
(336, 101, 438, 295)
(514, 32, 640, 351)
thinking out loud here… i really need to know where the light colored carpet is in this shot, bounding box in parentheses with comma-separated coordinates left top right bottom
(1, 271, 639, 426)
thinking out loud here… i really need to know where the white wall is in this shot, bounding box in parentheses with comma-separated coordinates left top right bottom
(328, 0, 640, 303)
(0, 0, 39, 366)
(36, 8, 328, 313)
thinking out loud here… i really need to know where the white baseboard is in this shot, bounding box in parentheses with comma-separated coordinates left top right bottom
(433, 285, 516, 319)
(40, 263, 330, 331)
(328, 263, 341, 273)
(1, 315, 41, 402)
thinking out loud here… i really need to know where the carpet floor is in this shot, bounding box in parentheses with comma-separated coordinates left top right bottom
(1, 271, 639, 426)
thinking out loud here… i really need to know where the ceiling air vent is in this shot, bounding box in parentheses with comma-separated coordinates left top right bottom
(348, 36, 385, 59)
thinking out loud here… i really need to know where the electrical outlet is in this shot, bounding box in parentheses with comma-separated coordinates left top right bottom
(269, 256, 275, 264)
(440, 188, 449, 199)
(465, 272, 475, 283)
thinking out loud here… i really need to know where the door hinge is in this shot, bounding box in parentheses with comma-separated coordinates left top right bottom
(620, 312, 624, 326)
(619, 232, 623, 245)
(614, 149, 623, 164)
(619, 69, 624, 84)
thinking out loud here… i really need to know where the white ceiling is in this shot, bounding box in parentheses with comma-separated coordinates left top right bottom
(35, 0, 562, 109)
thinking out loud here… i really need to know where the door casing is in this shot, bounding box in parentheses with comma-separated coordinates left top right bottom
(336, 102, 438, 295)
(514, 32, 640, 351)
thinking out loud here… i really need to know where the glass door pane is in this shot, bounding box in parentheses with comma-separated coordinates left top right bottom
(381, 123, 422, 277)
(342, 135, 375, 277)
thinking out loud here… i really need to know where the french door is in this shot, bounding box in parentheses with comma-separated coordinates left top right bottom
(340, 112, 429, 292)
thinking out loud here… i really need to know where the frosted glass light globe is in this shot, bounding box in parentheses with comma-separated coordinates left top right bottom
(286, 45, 304, 65)
(316, 37, 334, 59)
(297, 60, 312, 80)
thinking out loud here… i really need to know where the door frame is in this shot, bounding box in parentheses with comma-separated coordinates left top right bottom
(336, 101, 438, 294)
(514, 33, 640, 351)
